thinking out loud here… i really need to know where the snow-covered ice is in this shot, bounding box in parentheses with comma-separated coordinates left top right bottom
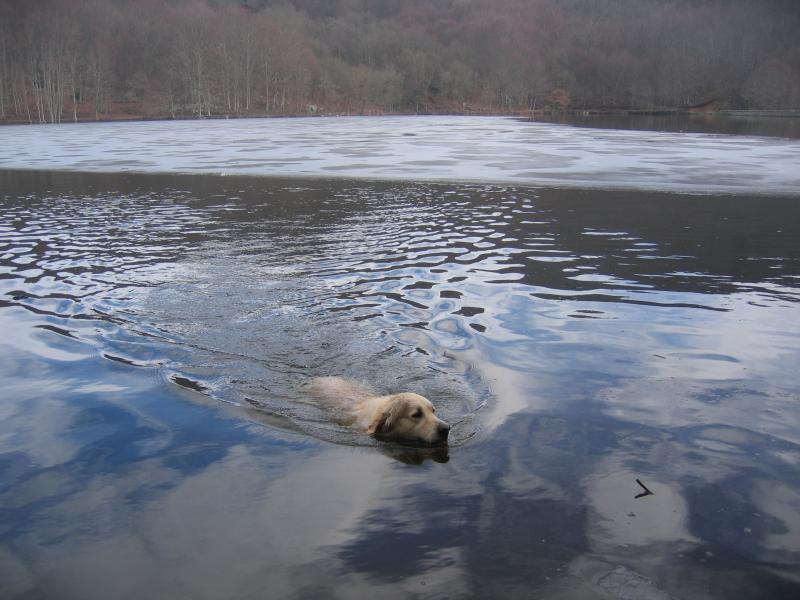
(1, 115, 798, 194)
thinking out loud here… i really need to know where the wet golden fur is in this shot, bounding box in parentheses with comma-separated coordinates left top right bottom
(307, 376, 450, 445)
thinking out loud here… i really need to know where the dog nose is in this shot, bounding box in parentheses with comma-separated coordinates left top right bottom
(437, 422, 451, 438)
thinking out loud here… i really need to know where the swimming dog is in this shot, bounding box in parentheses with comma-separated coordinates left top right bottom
(307, 376, 450, 446)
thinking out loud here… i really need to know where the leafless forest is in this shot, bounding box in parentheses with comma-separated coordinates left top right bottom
(1, 0, 798, 124)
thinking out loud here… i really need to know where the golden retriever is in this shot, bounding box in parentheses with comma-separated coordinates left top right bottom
(307, 376, 450, 446)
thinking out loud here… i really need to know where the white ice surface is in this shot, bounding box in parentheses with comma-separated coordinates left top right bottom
(1, 115, 798, 194)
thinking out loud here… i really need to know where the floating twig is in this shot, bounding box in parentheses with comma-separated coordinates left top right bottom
(635, 478, 654, 499)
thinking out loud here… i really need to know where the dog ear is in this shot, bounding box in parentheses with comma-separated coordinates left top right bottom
(367, 410, 389, 434)
(367, 398, 403, 435)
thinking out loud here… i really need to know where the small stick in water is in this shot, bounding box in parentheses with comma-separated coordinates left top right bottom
(635, 478, 654, 499)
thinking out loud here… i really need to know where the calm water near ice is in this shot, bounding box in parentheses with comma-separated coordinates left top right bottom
(1, 117, 800, 598)
(534, 112, 800, 140)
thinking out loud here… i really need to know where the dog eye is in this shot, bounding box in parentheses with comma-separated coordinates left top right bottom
(411, 409, 422, 419)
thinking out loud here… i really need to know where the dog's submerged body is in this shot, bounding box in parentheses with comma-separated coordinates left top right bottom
(307, 376, 450, 445)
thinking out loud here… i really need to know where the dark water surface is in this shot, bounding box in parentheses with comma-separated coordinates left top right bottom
(533, 112, 800, 140)
(1, 170, 799, 599)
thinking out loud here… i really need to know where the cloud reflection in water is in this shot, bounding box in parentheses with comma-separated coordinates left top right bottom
(0, 170, 799, 598)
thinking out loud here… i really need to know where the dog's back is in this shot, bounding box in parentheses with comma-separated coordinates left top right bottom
(306, 376, 375, 408)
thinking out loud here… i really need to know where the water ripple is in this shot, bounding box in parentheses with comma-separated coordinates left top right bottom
(2, 170, 799, 446)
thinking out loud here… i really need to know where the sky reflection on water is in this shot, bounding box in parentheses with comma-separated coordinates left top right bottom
(1, 170, 799, 599)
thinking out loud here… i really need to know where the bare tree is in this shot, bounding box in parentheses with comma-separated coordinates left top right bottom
(1, 0, 799, 123)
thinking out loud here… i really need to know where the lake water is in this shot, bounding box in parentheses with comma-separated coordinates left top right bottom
(1, 117, 800, 599)
(533, 112, 800, 140)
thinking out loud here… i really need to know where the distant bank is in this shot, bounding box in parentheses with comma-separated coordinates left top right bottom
(3, 107, 800, 127)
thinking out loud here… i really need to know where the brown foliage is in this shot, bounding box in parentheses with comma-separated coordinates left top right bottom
(0, 0, 798, 123)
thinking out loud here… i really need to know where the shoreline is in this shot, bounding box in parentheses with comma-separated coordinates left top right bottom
(2, 108, 800, 127)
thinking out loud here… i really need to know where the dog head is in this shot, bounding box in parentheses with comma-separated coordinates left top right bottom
(366, 392, 450, 446)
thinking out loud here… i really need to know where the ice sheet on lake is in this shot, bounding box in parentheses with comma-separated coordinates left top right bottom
(2, 115, 799, 194)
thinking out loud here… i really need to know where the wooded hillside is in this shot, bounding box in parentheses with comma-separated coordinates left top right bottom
(1, 0, 798, 123)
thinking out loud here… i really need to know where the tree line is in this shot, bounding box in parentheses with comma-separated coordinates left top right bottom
(1, 0, 798, 124)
